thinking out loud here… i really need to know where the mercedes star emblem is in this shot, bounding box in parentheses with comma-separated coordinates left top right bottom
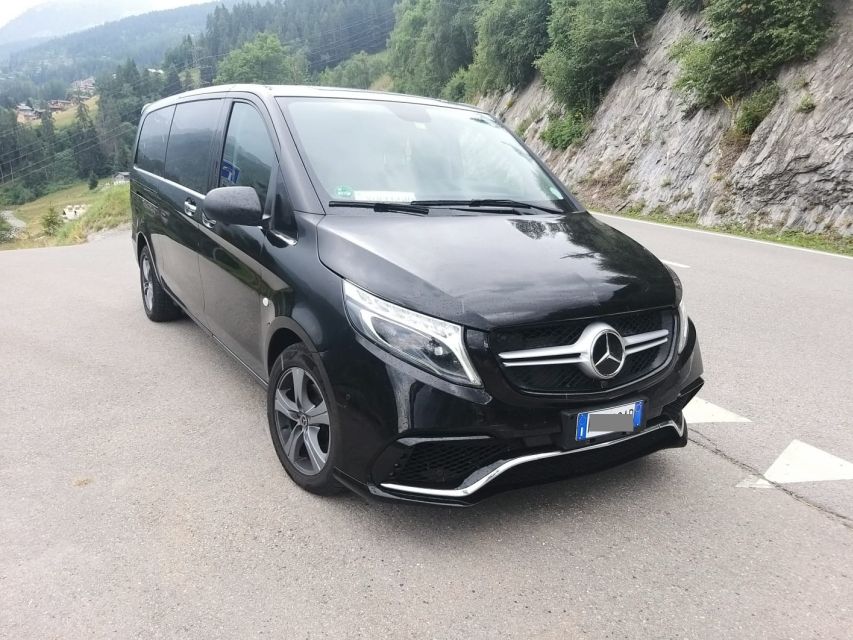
(588, 328, 626, 379)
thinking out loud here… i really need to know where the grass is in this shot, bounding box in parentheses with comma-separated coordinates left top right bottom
(796, 93, 816, 113)
(733, 84, 780, 137)
(541, 111, 588, 150)
(0, 181, 130, 250)
(28, 97, 99, 130)
(608, 204, 853, 257)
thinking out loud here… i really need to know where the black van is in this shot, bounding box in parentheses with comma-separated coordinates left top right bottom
(131, 85, 703, 505)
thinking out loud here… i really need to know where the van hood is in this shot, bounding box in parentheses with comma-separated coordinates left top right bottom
(317, 212, 677, 330)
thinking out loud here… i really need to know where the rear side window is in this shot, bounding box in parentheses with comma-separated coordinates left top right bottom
(219, 102, 276, 206)
(135, 106, 174, 176)
(164, 100, 221, 194)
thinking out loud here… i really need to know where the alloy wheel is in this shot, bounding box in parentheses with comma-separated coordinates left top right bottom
(273, 367, 331, 475)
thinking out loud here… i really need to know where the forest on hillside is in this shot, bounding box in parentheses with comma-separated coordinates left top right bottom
(0, 0, 837, 214)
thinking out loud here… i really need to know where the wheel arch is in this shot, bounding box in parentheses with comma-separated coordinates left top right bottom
(265, 317, 321, 375)
(135, 231, 149, 261)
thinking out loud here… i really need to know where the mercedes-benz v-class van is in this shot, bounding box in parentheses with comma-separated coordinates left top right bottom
(130, 85, 704, 505)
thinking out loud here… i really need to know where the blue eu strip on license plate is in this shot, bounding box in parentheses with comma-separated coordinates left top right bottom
(576, 401, 644, 441)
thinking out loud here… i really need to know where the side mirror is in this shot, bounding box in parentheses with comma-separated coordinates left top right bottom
(204, 186, 263, 226)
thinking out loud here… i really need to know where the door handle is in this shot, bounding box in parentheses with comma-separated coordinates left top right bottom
(201, 210, 216, 229)
(183, 199, 197, 216)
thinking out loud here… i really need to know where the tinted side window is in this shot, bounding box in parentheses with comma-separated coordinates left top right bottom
(135, 106, 174, 176)
(164, 100, 221, 194)
(219, 102, 276, 206)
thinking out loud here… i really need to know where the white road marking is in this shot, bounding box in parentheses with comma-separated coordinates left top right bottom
(683, 398, 751, 424)
(736, 475, 772, 489)
(660, 259, 691, 269)
(591, 212, 853, 261)
(763, 440, 853, 484)
(738, 440, 853, 489)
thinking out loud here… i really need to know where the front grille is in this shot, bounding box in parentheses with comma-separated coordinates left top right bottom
(391, 439, 513, 488)
(492, 309, 676, 395)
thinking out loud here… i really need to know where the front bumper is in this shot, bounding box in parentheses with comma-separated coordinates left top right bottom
(322, 322, 704, 505)
(379, 415, 686, 503)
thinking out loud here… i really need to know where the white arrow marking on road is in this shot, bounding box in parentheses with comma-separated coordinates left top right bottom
(738, 440, 853, 489)
(683, 398, 750, 424)
(763, 440, 853, 484)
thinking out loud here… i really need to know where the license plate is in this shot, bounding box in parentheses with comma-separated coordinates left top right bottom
(576, 401, 644, 441)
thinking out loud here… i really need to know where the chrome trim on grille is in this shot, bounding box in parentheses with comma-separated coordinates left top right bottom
(499, 325, 669, 367)
(380, 417, 685, 498)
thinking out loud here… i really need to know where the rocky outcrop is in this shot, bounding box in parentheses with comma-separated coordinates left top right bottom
(479, 4, 853, 236)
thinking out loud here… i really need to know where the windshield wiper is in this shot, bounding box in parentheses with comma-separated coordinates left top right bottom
(410, 199, 566, 215)
(328, 200, 429, 215)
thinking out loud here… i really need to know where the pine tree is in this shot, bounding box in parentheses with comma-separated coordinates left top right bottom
(72, 102, 107, 180)
(41, 205, 63, 236)
(162, 65, 183, 98)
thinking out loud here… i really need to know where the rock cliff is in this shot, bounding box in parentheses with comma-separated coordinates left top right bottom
(479, 4, 852, 236)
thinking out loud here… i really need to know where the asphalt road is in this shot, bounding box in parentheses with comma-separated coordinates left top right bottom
(1, 219, 851, 639)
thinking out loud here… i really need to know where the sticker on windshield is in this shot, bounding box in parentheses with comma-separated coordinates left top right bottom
(353, 190, 416, 203)
(334, 185, 354, 199)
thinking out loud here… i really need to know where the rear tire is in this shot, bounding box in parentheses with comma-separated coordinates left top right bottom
(138, 245, 182, 322)
(268, 344, 342, 495)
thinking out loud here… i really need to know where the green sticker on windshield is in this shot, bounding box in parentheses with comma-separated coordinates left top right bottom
(334, 185, 354, 199)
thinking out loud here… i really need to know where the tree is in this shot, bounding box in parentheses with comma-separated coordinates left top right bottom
(71, 102, 108, 179)
(465, 0, 551, 94)
(215, 33, 308, 84)
(199, 58, 216, 87)
(538, 0, 650, 111)
(387, 0, 478, 97)
(41, 206, 63, 236)
(38, 108, 58, 182)
(162, 65, 183, 98)
(88, 171, 99, 190)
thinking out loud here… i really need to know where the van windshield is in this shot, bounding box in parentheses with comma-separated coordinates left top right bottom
(277, 97, 571, 209)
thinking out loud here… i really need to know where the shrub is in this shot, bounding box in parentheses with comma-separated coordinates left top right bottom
(733, 84, 780, 136)
(538, 0, 649, 111)
(440, 67, 471, 102)
(88, 171, 98, 191)
(797, 93, 816, 113)
(674, 0, 832, 106)
(0, 214, 12, 242)
(541, 111, 588, 150)
(41, 206, 63, 236)
(317, 51, 388, 90)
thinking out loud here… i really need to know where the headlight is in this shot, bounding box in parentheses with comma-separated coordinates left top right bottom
(677, 299, 689, 353)
(343, 281, 482, 387)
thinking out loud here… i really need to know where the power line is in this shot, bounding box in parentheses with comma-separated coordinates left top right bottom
(0, 26, 395, 185)
(0, 21, 392, 171)
(0, 7, 396, 158)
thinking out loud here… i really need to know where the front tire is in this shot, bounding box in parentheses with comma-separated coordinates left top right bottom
(268, 344, 342, 495)
(138, 245, 181, 322)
